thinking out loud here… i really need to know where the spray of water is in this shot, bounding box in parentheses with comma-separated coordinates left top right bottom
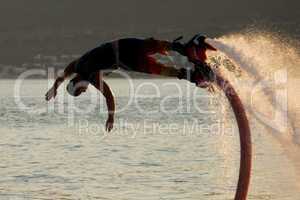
(206, 30, 300, 188)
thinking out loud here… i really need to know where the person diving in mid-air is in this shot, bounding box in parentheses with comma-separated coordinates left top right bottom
(45, 34, 217, 132)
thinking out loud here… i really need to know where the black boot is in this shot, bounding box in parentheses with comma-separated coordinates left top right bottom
(194, 62, 215, 82)
(177, 68, 191, 80)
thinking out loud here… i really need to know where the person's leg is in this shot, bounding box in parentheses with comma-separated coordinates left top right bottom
(142, 56, 180, 77)
(139, 56, 210, 87)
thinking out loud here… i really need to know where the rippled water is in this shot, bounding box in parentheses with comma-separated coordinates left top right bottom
(0, 79, 299, 200)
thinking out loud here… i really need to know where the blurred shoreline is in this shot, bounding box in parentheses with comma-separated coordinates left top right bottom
(0, 0, 299, 78)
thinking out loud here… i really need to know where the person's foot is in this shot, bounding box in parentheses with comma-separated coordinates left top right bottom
(196, 80, 209, 88)
(192, 74, 210, 88)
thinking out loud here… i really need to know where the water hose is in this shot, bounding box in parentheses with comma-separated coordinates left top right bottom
(215, 74, 252, 200)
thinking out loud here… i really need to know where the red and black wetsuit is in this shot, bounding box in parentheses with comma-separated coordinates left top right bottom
(74, 38, 171, 81)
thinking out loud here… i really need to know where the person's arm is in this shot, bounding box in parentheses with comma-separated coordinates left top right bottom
(91, 73, 115, 132)
(45, 60, 77, 101)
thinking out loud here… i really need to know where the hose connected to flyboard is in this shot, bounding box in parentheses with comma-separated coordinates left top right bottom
(214, 74, 252, 200)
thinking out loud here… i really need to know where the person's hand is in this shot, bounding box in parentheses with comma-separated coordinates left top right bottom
(105, 116, 114, 132)
(45, 87, 57, 101)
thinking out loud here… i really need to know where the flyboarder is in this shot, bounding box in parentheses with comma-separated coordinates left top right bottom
(45, 34, 217, 132)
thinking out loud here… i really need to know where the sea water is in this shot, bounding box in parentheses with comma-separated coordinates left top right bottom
(0, 78, 299, 200)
